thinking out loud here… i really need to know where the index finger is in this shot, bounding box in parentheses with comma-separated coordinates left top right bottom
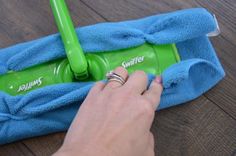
(143, 76, 163, 110)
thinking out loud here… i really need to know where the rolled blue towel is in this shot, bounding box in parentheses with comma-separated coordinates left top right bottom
(0, 8, 225, 144)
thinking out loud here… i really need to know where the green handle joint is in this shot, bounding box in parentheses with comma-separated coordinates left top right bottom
(50, 0, 88, 80)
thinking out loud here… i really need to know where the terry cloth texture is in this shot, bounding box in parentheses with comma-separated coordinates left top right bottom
(0, 8, 225, 144)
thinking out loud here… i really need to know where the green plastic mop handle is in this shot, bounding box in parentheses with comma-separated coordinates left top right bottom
(50, 0, 88, 80)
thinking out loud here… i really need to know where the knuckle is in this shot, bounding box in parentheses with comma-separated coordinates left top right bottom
(135, 70, 148, 82)
(107, 83, 119, 89)
(134, 70, 146, 77)
(142, 97, 152, 105)
(115, 66, 128, 73)
(150, 132, 154, 140)
(138, 99, 155, 118)
(121, 86, 136, 95)
(152, 84, 163, 95)
(144, 96, 159, 107)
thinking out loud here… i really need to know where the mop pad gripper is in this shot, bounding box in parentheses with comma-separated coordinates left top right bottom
(0, 8, 225, 144)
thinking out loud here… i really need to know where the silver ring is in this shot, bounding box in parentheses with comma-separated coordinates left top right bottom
(106, 71, 126, 85)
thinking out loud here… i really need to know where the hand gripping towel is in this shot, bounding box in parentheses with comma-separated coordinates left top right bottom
(0, 8, 225, 144)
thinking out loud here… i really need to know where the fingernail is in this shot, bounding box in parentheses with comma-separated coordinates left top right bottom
(154, 76, 162, 84)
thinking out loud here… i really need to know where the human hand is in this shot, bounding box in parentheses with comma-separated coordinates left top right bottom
(54, 67, 163, 156)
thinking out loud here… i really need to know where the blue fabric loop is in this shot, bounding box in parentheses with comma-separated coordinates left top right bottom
(0, 8, 216, 72)
(162, 59, 222, 89)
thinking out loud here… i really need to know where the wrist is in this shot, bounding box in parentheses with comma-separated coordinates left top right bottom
(53, 148, 75, 156)
(53, 143, 110, 156)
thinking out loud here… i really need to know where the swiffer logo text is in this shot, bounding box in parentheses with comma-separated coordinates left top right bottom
(17, 77, 43, 92)
(122, 56, 145, 68)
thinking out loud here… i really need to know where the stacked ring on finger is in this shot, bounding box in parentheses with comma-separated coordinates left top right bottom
(106, 71, 126, 85)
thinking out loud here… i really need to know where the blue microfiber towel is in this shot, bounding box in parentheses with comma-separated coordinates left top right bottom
(0, 8, 225, 144)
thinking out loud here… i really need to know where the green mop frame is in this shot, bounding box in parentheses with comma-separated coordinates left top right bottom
(0, 0, 180, 95)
